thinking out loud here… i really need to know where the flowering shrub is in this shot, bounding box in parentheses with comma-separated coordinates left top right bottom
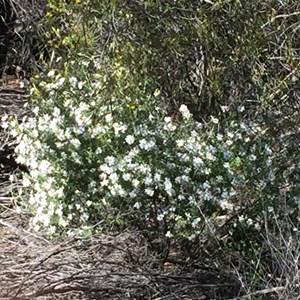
(1, 0, 299, 242)
(4, 54, 299, 239)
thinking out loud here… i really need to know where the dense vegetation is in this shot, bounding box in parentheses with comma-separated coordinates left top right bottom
(1, 0, 300, 298)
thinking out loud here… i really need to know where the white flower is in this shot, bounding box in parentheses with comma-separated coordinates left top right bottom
(179, 104, 191, 119)
(192, 217, 201, 228)
(154, 173, 161, 182)
(145, 188, 155, 197)
(193, 157, 203, 167)
(157, 213, 164, 221)
(238, 215, 245, 222)
(220, 105, 229, 112)
(56, 187, 64, 198)
(166, 122, 177, 131)
(247, 218, 253, 226)
(206, 152, 215, 161)
(254, 223, 261, 231)
(203, 181, 211, 189)
(237, 106, 245, 112)
(100, 164, 113, 174)
(132, 179, 140, 188)
(113, 122, 127, 135)
(1, 114, 9, 129)
(129, 190, 138, 198)
(122, 173, 131, 181)
(33, 224, 40, 232)
(217, 133, 223, 141)
(105, 156, 116, 166)
(39, 213, 51, 227)
(227, 131, 234, 139)
(58, 218, 68, 227)
(109, 172, 118, 183)
(165, 231, 172, 238)
(176, 139, 184, 147)
(225, 140, 233, 146)
(78, 81, 84, 90)
(69, 76, 78, 87)
(223, 162, 230, 169)
(164, 178, 173, 196)
(125, 135, 135, 145)
(22, 176, 31, 187)
(211, 116, 219, 124)
(133, 202, 141, 209)
(70, 138, 81, 148)
(139, 139, 155, 150)
(47, 70, 55, 77)
(164, 116, 172, 123)
(220, 200, 233, 211)
(53, 107, 61, 117)
(105, 113, 113, 123)
(30, 159, 38, 170)
(56, 77, 65, 88)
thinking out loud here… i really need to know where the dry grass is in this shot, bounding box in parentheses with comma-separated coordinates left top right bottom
(0, 204, 237, 300)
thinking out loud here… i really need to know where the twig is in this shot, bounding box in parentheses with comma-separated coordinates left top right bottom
(231, 283, 300, 299)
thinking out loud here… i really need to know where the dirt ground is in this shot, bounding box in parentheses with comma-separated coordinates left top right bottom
(0, 202, 226, 300)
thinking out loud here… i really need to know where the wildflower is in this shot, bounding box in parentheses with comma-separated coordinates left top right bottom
(105, 156, 116, 166)
(22, 176, 31, 187)
(125, 135, 135, 145)
(153, 88, 160, 97)
(139, 139, 155, 150)
(70, 138, 81, 148)
(145, 188, 155, 197)
(216, 133, 223, 141)
(206, 152, 215, 161)
(165, 231, 172, 238)
(129, 190, 138, 198)
(109, 172, 118, 183)
(113, 122, 127, 135)
(211, 116, 219, 124)
(164, 116, 172, 123)
(176, 139, 184, 147)
(246, 218, 253, 226)
(179, 104, 191, 119)
(78, 81, 84, 90)
(164, 178, 173, 196)
(220, 105, 229, 112)
(227, 131, 234, 139)
(132, 179, 140, 188)
(166, 122, 177, 131)
(192, 217, 201, 228)
(47, 70, 55, 77)
(122, 173, 131, 181)
(133, 202, 141, 209)
(157, 213, 164, 221)
(193, 157, 203, 167)
(225, 139, 233, 146)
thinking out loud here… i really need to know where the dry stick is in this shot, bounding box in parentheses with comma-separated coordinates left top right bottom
(230, 285, 286, 299)
(13, 243, 74, 298)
